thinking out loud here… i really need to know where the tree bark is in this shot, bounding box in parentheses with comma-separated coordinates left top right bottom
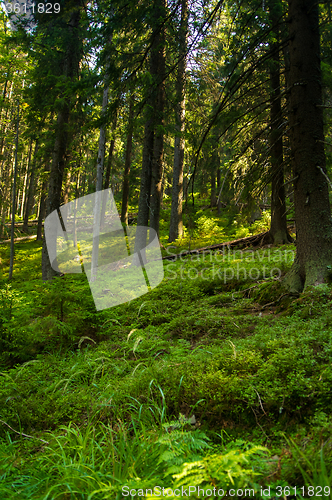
(284, 0, 332, 292)
(42, 4, 82, 280)
(42, 99, 71, 279)
(100, 112, 118, 229)
(149, 0, 166, 239)
(20, 140, 32, 219)
(169, 0, 188, 242)
(9, 102, 19, 280)
(91, 36, 112, 279)
(134, 100, 154, 254)
(0, 83, 13, 160)
(103, 113, 118, 191)
(268, 3, 292, 245)
(23, 140, 39, 233)
(37, 159, 51, 241)
(121, 95, 134, 225)
(210, 170, 217, 207)
(0, 152, 13, 238)
(37, 189, 46, 241)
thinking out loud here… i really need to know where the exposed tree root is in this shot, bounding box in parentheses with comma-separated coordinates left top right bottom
(260, 292, 299, 310)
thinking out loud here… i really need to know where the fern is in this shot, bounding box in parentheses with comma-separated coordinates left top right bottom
(157, 428, 211, 475)
(172, 445, 268, 491)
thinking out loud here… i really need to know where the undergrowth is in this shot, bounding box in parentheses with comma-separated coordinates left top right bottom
(0, 206, 331, 498)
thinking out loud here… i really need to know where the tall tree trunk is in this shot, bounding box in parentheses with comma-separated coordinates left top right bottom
(103, 113, 118, 191)
(42, 100, 71, 279)
(268, 4, 292, 244)
(0, 68, 10, 118)
(42, 4, 81, 280)
(284, 0, 332, 292)
(210, 170, 217, 207)
(149, 0, 166, 238)
(23, 141, 40, 232)
(169, 0, 188, 242)
(91, 45, 111, 279)
(0, 151, 14, 238)
(95, 56, 112, 193)
(37, 160, 50, 241)
(0, 83, 13, 159)
(73, 172, 80, 247)
(134, 101, 154, 254)
(121, 95, 134, 225)
(100, 111, 118, 229)
(62, 168, 71, 207)
(37, 189, 46, 241)
(216, 151, 221, 213)
(9, 102, 19, 280)
(20, 140, 32, 218)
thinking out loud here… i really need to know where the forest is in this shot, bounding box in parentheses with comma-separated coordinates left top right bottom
(1, 0, 332, 497)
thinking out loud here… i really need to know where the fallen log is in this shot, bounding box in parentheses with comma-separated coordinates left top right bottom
(0, 235, 37, 244)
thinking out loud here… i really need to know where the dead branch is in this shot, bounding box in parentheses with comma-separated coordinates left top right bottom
(0, 419, 49, 444)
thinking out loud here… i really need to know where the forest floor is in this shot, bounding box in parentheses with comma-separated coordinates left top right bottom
(1, 205, 332, 499)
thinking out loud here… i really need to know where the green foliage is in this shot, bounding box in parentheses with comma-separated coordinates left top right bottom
(1, 230, 332, 497)
(285, 438, 332, 499)
(194, 213, 224, 240)
(0, 283, 34, 364)
(250, 211, 271, 234)
(171, 444, 268, 496)
(0, 395, 269, 499)
(0, 382, 266, 499)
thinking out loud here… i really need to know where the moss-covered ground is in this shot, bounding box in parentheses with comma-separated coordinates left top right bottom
(0, 205, 331, 499)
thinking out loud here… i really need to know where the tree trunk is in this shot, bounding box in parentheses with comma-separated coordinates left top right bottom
(134, 102, 154, 254)
(210, 170, 217, 207)
(121, 95, 134, 225)
(0, 68, 9, 118)
(284, 0, 332, 292)
(149, 0, 166, 239)
(42, 4, 81, 280)
(0, 83, 13, 160)
(0, 153, 13, 238)
(20, 140, 32, 218)
(42, 98, 71, 279)
(37, 189, 46, 241)
(268, 4, 292, 245)
(62, 168, 72, 207)
(9, 102, 19, 280)
(23, 140, 39, 232)
(100, 112, 118, 229)
(95, 69, 110, 192)
(91, 38, 112, 279)
(169, 0, 188, 242)
(103, 112, 118, 191)
(216, 152, 221, 213)
(37, 160, 50, 241)
(73, 172, 80, 247)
